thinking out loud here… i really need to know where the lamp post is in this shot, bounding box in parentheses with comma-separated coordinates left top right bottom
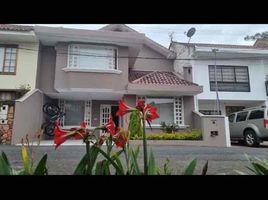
(212, 48, 221, 115)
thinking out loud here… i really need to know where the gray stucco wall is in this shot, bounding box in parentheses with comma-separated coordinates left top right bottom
(183, 96, 195, 127)
(12, 90, 44, 144)
(38, 46, 57, 93)
(133, 45, 174, 71)
(54, 43, 129, 91)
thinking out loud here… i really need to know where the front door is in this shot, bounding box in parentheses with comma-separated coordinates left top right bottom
(100, 104, 119, 133)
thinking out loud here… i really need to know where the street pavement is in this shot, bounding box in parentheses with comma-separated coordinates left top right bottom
(1, 142, 268, 175)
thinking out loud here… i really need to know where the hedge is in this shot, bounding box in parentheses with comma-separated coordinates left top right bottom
(130, 129, 202, 140)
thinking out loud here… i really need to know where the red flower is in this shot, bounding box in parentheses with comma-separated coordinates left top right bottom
(54, 120, 69, 149)
(74, 121, 87, 139)
(116, 100, 135, 117)
(136, 99, 145, 111)
(105, 116, 116, 135)
(113, 128, 128, 148)
(54, 121, 88, 148)
(144, 104, 160, 124)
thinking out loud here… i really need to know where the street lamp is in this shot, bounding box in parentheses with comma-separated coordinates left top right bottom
(212, 48, 221, 115)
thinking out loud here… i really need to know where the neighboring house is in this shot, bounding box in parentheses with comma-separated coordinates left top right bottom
(0, 24, 39, 144)
(170, 41, 268, 116)
(11, 24, 203, 144)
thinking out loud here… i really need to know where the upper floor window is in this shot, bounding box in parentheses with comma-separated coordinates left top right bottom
(0, 46, 18, 75)
(68, 44, 117, 70)
(208, 65, 250, 92)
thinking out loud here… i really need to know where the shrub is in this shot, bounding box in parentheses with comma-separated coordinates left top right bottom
(130, 129, 202, 140)
(160, 122, 179, 133)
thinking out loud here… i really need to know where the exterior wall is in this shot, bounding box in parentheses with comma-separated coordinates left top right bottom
(38, 46, 57, 93)
(12, 89, 44, 144)
(0, 42, 39, 91)
(192, 111, 231, 147)
(133, 45, 174, 71)
(91, 100, 118, 127)
(183, 96, 195, 127)
(192, 59, 266, 101)
(0, 103, 15, 144)
(171, 44, 194, 74)
(54, 43, 129, 92)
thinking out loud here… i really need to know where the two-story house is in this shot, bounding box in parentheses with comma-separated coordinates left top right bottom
(11, 24, 203, 144)
(0, 24, 39, 144)
(170, 41, 268, 116)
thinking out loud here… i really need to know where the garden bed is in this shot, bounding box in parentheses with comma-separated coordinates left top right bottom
(130, 129, 202, 140)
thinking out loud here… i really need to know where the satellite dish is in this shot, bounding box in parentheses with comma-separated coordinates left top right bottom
(185, 27, 196, 44)
(186, 27, 196, 38)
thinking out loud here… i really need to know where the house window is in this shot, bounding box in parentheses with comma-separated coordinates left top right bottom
(208, 65, 250, 92)
(0, 46, 18, 74)
(146, 98, 174, 125)
(58, 100, 92, 127)
(68, 44, 117, 70)
(199, 110, 222, 115)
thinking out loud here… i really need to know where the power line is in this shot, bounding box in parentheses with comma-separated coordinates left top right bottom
(16, 46, 268, 61)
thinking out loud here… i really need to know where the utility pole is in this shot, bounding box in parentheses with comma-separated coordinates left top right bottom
(212, 48, 221, 115)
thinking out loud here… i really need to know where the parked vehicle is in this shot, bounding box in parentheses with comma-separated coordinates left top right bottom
(228, 106, 268, 147)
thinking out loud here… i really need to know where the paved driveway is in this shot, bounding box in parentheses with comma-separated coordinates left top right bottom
(1, 143, 268, 175)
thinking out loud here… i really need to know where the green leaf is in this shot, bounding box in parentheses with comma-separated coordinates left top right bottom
(95, 160, 111, 175)
(0, 156, 11, 175)
(1, 152, 10, 167)
(88, 145, 101, 173)
(113, 153, 125, 175)
(130, 148, 141, 175)
(148, 150, 158, 175)
(181, 158, 197, 175)
(97, 147, 124, 175)
(33, 154, 48, 175)
(73, 154, 87, 175)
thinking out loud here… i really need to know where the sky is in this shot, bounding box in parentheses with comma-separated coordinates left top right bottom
(30, 24, 268, 48)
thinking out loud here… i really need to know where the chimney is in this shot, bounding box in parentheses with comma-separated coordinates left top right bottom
(253, 39, 268, 48)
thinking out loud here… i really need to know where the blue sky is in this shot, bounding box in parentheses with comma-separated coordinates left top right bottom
(31, 24, 268, 48)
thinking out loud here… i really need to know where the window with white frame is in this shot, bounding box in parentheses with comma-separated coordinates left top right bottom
(59, 100, 92, 127)
(146, 98, 174, 125)
(0, 46, 18, 74)
(68, 44, 117, 70)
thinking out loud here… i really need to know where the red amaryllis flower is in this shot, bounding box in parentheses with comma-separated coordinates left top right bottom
(74, 121, 87, 139)
(116, 100, 135, 117)
(113, 128, 128, 148)
(104, 116, 116, 135)
(136, 99, 145, 111)
(54, 120, 69, 149)
(144, 104, 160, 124)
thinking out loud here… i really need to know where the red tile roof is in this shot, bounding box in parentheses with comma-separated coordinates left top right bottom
(0, 24, 34, 32)
(129, 70, 198, 86)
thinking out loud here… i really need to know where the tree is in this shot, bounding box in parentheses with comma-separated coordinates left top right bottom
(244, 31, 268, 41)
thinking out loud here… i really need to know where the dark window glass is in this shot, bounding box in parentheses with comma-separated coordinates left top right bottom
(236, 111, 248, 122)
(248, 110, 264, 120)
(209, 65, 250, 92)
(228, 114, 235, 123)
(199, 110, 221, 115)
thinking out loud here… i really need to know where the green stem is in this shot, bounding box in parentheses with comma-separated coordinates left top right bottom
(85, 139, 91, 175)
(142, 117, 148, 175)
